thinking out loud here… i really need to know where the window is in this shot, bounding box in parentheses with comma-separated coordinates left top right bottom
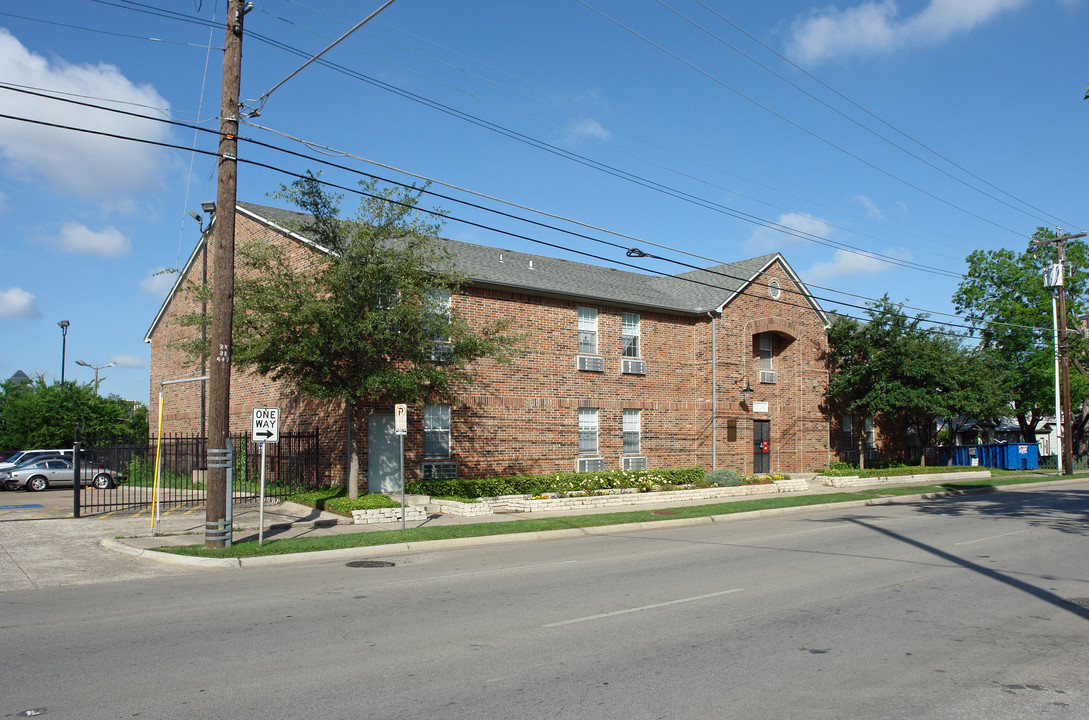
(623, 409, 641, 454)
(579, 408, 598, 455)
(621, 313, 640, 358)
(423, 404, 451, 458)
(759, 334, 774, 370)
(428, 290, 453, 360)
(578, 307, 598, 355)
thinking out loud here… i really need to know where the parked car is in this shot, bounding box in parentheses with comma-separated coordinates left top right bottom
(0, 449, 73, 472)
(0, 455, 119, 491)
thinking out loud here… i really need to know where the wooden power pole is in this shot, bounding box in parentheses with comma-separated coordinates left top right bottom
(206, 0, 249, 548)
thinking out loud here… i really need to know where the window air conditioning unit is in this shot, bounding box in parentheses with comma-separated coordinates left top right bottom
(759, 370, 777, 384)
(621, 359, 646, 375)
(421, 461, 457, 480)
(577, 457, 605, 473)
(621, 456, 647, 471)
(577, 356, 605, 372)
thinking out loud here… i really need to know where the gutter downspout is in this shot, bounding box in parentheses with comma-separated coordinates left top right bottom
(708, 311, 717, 471)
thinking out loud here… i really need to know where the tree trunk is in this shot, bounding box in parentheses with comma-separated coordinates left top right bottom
(347, 397, 360, 499)
(856, 414, 866, 471)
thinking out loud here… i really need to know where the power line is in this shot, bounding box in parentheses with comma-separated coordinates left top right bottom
(576, 0, 1028, 239)
(654, 0, 1077, 231)
(685, 0, 1080, 232)
(0, 90, 1057, 340)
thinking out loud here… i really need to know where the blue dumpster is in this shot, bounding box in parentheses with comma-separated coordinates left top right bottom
(939, 442, 1037, 470)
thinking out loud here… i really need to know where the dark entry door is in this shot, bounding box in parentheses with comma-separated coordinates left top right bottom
(753, 420, 770, 474)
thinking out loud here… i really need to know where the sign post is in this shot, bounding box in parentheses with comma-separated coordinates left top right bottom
(394, 404, 407, 530)
(252, 407, 280, 545)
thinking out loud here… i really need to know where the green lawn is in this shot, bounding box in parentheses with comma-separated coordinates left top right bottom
(153, 471, 1085, 560)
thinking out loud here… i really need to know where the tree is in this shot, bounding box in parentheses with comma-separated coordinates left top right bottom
(953, 228, 1089, 443)
(826, 298, 1009, 466)
(184, 173, 524, 497)
(0, 376, 135, 450)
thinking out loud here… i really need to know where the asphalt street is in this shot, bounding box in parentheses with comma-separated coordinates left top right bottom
(1, 481, 1087, 719)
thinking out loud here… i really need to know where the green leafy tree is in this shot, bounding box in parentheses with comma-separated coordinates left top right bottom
(953, 228, 1089, 442)
(0, 377, 135, 449)
(826, 298, 1009, 466)
(183, 173, 524, 497)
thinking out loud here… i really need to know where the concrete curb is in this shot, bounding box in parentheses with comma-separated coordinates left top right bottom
(104, 477, 1087, 569)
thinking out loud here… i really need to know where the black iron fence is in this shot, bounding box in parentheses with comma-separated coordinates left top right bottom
(79, 432, 320, 514)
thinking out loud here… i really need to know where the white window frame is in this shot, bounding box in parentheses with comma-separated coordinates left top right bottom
(622, 409, 641, 455)
(423, 404, 451, 458)
(759, 333, 774, 371)
(578, 408, 599, 455)
(621, 313, 640, 358)
(578, 307, 598, 355)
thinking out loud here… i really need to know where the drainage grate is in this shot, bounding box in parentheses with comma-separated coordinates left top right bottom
(346, 560, 395, 568)
(1066, 598, 1089, 608)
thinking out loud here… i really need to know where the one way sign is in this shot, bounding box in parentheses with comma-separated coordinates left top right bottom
(251, 407, 280, 444)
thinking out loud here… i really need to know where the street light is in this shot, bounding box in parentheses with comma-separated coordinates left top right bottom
(57, 320, 69, 383)
(76, 359, 115, 396)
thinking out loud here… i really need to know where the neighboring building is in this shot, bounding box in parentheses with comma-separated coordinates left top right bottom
(145, 202, 833, 491)
(7, 369, 31, 386)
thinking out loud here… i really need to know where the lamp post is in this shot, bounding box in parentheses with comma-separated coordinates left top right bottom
(57, 320, 69, 383)
(76, 360, 115, 396)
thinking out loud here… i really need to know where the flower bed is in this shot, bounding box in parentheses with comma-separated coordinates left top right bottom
(490, 478, 802, 513)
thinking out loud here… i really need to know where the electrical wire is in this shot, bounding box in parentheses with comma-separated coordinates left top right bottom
(576, 0, 1028, 239)
(0, 83, 1053, 337)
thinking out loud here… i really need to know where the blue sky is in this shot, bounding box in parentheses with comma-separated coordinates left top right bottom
(1, 0, 1086, 406)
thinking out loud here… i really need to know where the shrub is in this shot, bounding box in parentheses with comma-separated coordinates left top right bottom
(411, 467, 706, 498)
(704, 468, 744, 487)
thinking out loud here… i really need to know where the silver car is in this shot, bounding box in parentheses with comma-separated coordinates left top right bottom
(0, 456, 118, 491)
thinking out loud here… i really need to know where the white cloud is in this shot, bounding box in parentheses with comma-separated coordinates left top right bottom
(108, 354, 144, 369)
(804, 247, 911, 282)
(749, 212, 832, 250)
(564, 117, 612, 144)
(51, 222, 131, 257)
(853, 195, 884, 219)
(140, 267, 177, 298)
(788, 0, 1029, 64)
(0, 287, 41, 318)
(0, 29, 172, 198)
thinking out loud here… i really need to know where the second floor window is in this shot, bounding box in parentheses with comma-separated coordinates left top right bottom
(578, 307, 598, 355)
(622, 313, 640, 357)
(759, 333, 774, 370)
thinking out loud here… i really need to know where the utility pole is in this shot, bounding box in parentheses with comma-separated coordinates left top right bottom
(1037, 229, 1087, 476)
(206, 0, 249, 548)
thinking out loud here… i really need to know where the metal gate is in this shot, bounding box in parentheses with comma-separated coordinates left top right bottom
(79, 432, 319, 514)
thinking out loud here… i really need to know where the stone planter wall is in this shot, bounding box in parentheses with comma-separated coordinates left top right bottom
(352, 505, 428, 524)
(429, 499, 494, 517)
(821, 470, 992, 488)
(497, 480, 796, 513)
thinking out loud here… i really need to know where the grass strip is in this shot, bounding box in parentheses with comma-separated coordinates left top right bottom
(154, 472, 1084, 559)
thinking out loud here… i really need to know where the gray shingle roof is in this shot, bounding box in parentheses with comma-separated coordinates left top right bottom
(237, 202, 818, 317)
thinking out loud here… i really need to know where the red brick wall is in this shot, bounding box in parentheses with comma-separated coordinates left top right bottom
(147, 212, 831, 486)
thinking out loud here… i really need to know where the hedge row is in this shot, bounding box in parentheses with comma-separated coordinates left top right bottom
(409, 467, 707, 498)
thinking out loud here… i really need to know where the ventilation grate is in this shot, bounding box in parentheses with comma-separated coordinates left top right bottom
(346, 560, 395, 568)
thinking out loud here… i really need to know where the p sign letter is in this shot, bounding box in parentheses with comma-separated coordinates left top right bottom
(252, 407, 280, 444)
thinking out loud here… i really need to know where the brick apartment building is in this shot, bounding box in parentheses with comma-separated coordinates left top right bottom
(145, 202, 833, 491)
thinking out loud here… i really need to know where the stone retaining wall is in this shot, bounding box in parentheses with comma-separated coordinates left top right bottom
(499, 480, 799, 513)
(352, 505, 429, 524)
(821, 470, 992, 488)
(429, 499, 494, 517)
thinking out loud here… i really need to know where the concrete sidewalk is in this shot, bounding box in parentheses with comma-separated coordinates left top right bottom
(2, 471, 1080, 589)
